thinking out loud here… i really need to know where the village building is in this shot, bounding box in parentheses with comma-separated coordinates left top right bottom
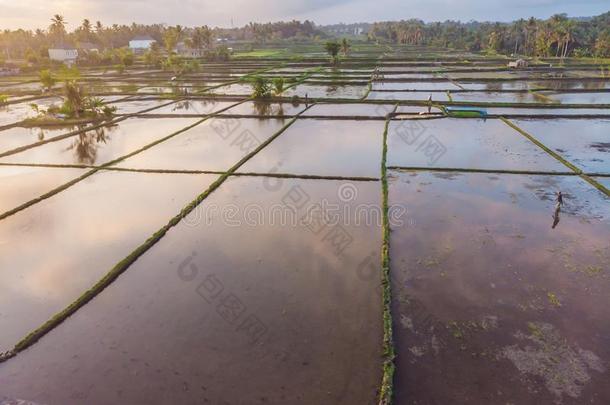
(129, 35, 156, 52)
(48, 44, 78, 66)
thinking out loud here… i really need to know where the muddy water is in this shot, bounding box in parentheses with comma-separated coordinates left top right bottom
(144, 99, 239, 115)
(450, 91, 543, 103)
(0, 97, 63, 127)
(0, 171, 217, 353)
(367, 91, 450, 101)
(513, 119, 610, 174)
(372, 82, 462, 91)
(485, 107, 610, 116)
(387, 118, 566, 171)
(211, 83, 253, 96)
(116, 118, 287, 171)
(110, 98, 176, 114)
(389, 170, 610, 404)
(239, 119, 384, 177)
(0, 166, 85, 214)
(221, 101, 306, 116)
(0, 118, 198, 166)
(286, 84, 368, 99)
(0, 177, 383, 405)
(0, 126, 80, 154)
(303, 103, 395, 117)
(550, 92, 610, 104)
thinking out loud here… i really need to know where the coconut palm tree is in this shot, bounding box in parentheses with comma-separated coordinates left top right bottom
(49, 14, 67, 42)
(340, 38, 351, 56)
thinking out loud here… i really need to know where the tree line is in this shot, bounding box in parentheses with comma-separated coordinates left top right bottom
(0, 17, 325, 63)
(367, 12, 610, 57)
(1, 12, 610, 64)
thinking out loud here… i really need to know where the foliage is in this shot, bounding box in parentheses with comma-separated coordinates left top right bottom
(30, 79, 116, 121)
(204, 45, 231, 61)
(595, 29, 610, 57)
(0, 94, 8, 104)
(57, 65, 81, 81)
(163, 26, 183, 54)
(39, 69, 56, 91)
(115, 47, 135, 66)
(143, 48, 162, 67)
(325, 40, 341, 63)
(249, 76, 271, 98)
(340, 38, 351, 56)
(272, 77, 285, 95)
(366, 12, 610, 58)
(1, 13, 610, 61)
(186, 26, 213, 51)
(161, 55, 200, 75)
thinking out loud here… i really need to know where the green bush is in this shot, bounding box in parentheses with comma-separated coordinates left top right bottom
(272, 77, 285, 95)
(249, 76, 271, 98)
(39, 69, 56, 91)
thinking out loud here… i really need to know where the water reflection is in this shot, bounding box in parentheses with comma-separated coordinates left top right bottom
(389, 171, 610, 404)
(64, 124, 118, 165)
(551, 191, 564, 229)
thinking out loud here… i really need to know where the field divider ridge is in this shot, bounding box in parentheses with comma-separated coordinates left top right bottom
(378, 104, 398, 405)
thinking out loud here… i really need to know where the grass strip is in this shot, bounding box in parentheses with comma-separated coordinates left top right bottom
(378, 104, 398, 405)
(387, 166, 576, 176)
(502, 118, 610, 197)
(0, 104, 312, 363)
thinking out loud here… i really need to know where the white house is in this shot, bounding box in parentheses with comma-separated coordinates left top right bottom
(48, 44, 78, 66)
(129, 35, 156, 51)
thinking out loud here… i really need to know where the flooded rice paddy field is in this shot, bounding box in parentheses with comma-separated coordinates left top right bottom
(0, 46, 609, 405)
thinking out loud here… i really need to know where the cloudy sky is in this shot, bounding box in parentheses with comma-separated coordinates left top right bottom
(0, 0, 607, 30)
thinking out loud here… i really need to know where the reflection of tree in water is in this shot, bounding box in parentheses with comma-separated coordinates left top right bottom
(326, 84, 339, 95)
(173, 100, 193, 111)
(65, 124, 117, 165)
(253, 100, 273, 116)
(291, 98, 302, 109)
(173, 99, 214, 114)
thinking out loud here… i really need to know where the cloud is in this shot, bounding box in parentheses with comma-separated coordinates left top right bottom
(0, 0, 606, 30)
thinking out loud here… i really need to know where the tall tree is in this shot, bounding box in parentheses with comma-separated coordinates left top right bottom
(49, 14, 67, 43)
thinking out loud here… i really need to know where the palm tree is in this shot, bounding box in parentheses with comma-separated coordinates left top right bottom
(163, 27, 181, 54)
(340, 38, 351, 56)
(525, 17, 537, 56)
(560, 20, 576, 60)
(81, 19, 92, 34)
(187, 26, 213, 54)
(49, 14, 67, 42)
(324, 40, 341, 64)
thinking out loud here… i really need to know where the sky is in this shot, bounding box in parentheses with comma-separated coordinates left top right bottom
(0, 0, 607, 30)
